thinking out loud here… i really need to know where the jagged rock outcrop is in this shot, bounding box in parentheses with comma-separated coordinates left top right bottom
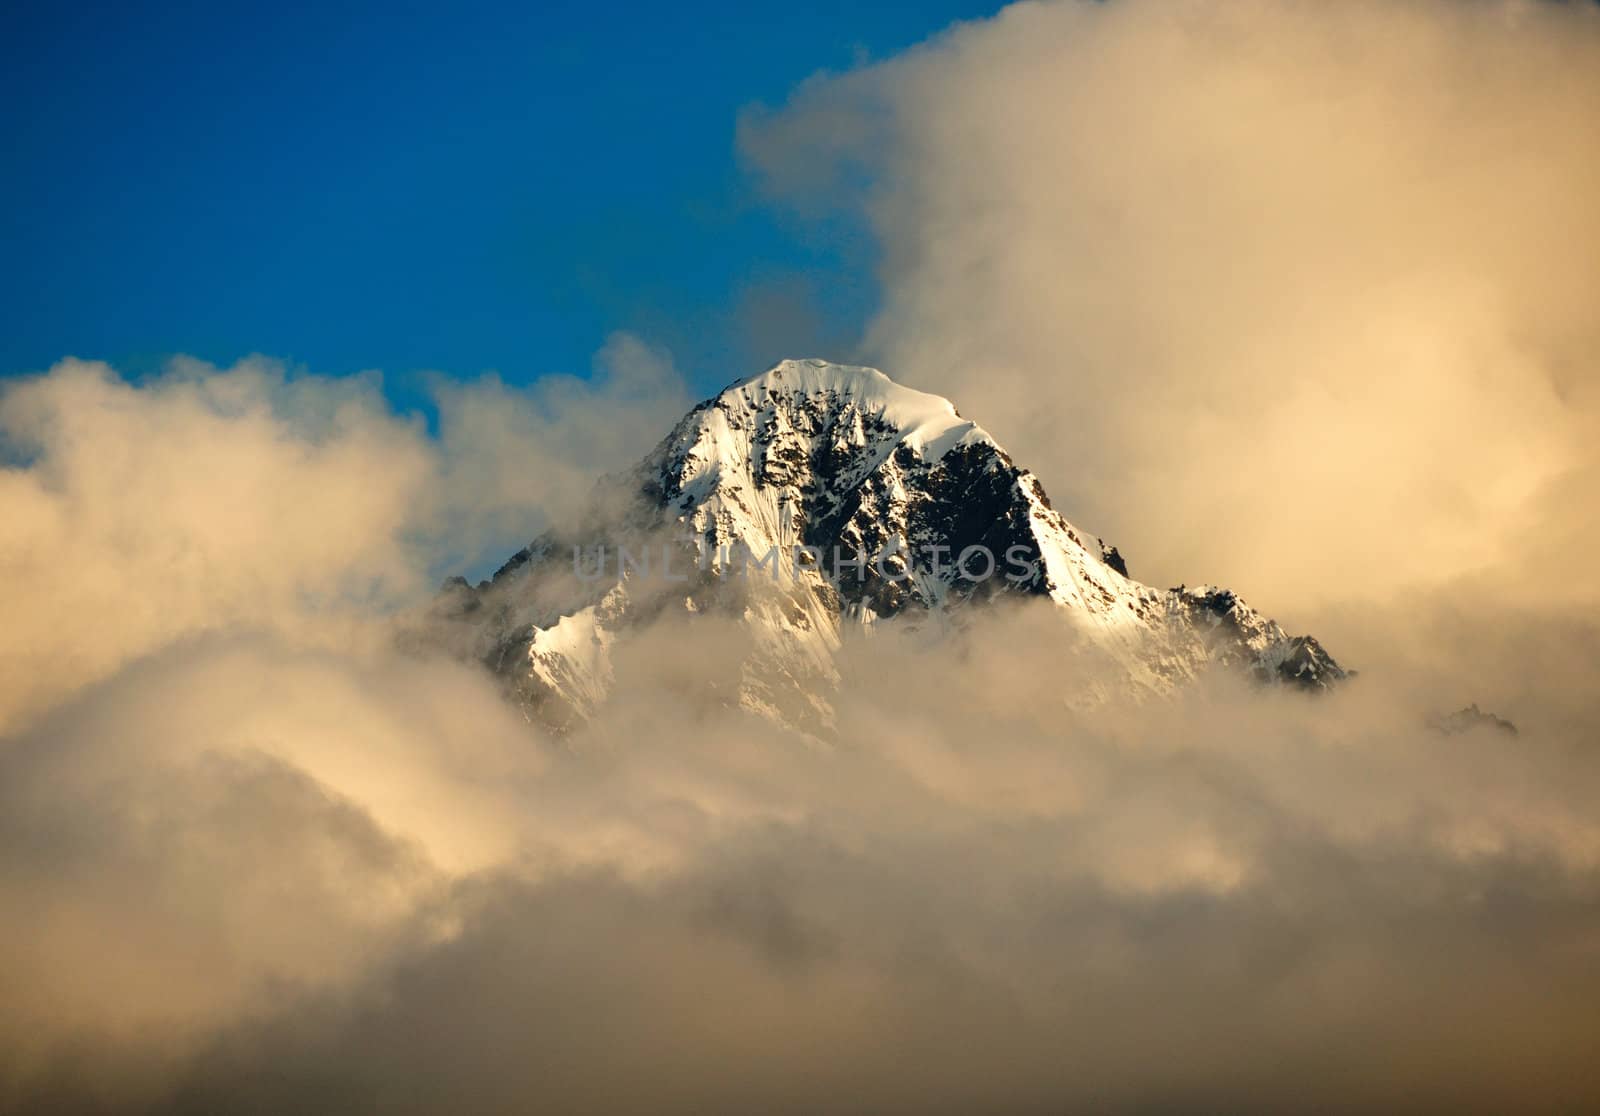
(1427, 704, 1518, 737)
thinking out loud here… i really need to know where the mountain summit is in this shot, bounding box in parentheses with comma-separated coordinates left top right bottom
(432, 359, 1345, 730)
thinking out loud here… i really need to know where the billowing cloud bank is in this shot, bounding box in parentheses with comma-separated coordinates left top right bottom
(4, 1, 1600, 1112)
(744, 0, 1600, 629)
(5, 607, 1600, 1113)
(0, 337, 688, 733)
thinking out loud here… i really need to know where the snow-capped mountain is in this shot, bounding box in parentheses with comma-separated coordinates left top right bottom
(431, 359, 1345, 731)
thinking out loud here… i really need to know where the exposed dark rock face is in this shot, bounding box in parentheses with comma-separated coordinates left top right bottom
(1168, 587, 1348, 691)
(1428, 704, 1519, 737)
(1272, 636, 1346, 688)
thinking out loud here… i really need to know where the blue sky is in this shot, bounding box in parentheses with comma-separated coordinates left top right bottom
(3, 0, 1001, 408)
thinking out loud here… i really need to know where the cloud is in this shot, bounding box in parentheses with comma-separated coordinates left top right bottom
(742, 0, 1600, 635)
(0, 634, 541, 1111)
(0, 356, 433, 731)
(427, 332, 693, 571)
(0, 338, 689, 733)
(8, 612, 1600, 1113)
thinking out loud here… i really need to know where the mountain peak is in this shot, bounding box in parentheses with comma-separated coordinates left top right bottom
(710, 358, 994, 463)
(433, 360, 1347, 732)
(727, 357, 913, 397)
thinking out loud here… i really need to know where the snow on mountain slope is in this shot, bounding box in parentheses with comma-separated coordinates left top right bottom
(429, 359, 1346, 731)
